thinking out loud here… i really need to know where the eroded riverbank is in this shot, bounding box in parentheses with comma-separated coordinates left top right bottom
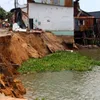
(1, 29, 100, 99)
(0, 30, 74, 98)
(19, 48, 100, 100)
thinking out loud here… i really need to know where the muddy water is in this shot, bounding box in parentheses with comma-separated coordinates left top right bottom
(20, 49, 100, 100)
(78, 48, 100, 60)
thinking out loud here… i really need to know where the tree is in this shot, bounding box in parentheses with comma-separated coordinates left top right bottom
(6, 12, 13, 22)
(0, 7, 6, 20)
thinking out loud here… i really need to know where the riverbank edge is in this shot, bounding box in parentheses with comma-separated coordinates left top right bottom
(18, 51, 100, 74)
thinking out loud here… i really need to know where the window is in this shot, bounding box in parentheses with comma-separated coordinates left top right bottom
(78, 20, 85, 25)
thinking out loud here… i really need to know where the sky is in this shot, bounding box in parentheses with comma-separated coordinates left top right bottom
(79, 0, 100, 12)
(0, 0, 100, 12)
(0, 0, 27, 11)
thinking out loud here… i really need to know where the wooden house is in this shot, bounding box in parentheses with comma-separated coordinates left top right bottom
(89, 11, 100, 43)
(74, 0, 95, 45)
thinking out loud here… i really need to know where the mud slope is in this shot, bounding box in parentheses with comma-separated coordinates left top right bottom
(0, 31, 74, 65)
(0, 31, 74, 98)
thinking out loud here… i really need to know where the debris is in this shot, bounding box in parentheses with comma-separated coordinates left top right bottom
(13, 23, 26, 32)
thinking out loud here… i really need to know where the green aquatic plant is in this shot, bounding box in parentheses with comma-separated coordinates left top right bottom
(19, 51, 100, 73)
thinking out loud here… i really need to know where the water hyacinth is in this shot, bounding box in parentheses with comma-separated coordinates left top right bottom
(19, 51, 100, 73)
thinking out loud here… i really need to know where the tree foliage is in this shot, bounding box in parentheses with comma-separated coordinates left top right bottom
(0, 7, 6, 20)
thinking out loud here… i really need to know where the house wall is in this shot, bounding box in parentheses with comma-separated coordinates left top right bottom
(60, 0, 64, 6)
(85, 18, 94, 28)
(65, 0, 73, 7)
(75, 17, 94, 31)
(28, 3, 74, 35)
(34, 0, 73, 6)
(35, 0, 64, 6)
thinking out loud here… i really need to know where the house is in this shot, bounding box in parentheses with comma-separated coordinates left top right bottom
(89, 11, 100, 20)
(89, 11, 100, 40)
(27, 0, 74, 35)
(74, 0, 95, 45)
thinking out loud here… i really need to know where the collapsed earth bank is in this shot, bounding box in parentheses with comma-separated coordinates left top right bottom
(0, 31, 74, 98)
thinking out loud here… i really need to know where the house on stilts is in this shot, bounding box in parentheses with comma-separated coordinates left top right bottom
(74, 0, 100, 45)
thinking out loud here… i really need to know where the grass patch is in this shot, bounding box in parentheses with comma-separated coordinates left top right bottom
(18, 51, 100, 73)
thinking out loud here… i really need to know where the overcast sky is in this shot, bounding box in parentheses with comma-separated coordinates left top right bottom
(79, 0, 100, 12)
(0, 0, 27, 11)
(0, 0, 100, 12)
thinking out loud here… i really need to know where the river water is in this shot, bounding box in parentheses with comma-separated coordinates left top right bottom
(20, 49, 100, 100)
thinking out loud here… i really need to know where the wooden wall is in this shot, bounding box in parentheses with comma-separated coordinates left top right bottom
(85, 18, 94, 29)
(75, 17, 94, 31)
(65, 0, 73, 7)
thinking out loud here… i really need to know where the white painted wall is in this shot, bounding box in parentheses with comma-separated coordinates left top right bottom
(29, 3, 74, 31)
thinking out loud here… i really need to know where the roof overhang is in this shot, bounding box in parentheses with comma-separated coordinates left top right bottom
(75, 16, 94, 19)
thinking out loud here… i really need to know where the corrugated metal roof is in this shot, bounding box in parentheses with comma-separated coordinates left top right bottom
(89, 11, 100, 18)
